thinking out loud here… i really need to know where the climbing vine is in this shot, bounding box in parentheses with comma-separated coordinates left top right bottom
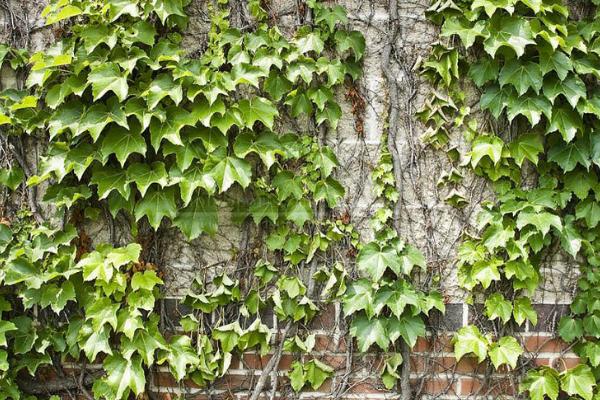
(0, 0, 375, 397)
(423, 0, 600, 398)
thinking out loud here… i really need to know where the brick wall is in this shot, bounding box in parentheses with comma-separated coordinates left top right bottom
(148, 301, 577, 399)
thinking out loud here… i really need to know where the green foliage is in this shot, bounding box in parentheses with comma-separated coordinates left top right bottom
(425, 0, 600, 397)
(342, 137, 444, 387)
(0, 0, 367, 397)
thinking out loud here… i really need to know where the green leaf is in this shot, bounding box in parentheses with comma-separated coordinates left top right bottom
(249, 195, 279, 225)
(173, 195, 218, 239)
(101, 125, 146, 167)
(91, 166, 131, 200)
(547, 137, 590, 172)
(584, 314, 600, 338)
(209, 156, 252, 193)
(334, 30, 365, 61)
(560, 364, 596, 400)
(88, 63, 129, 102)
(131, 271, 163, 291)
(357, 242, 400, 281)
(388, 315, 425, 348)
(483, 15, 535, 58)
(285, 199, 313, 227)
(516, 211, 562, 236)
(79, 98, 129, 141)
(149, 107, 192, 150)
(127, 162, 168, 197)
(499, 60, 543, 96)
(469, 135, 504, 167)
(0, 320, 17, 347)
(307, 146, 339, 178)
(162, 141, 205, 171)
(343, 279, 375, 318)
(101, 354, 145, 399)
(471, 0, 514, 16)
(212, 322, 242, 353)
(233, 132, 284, 169)
(513, 297, 537, 326)
(558, 316, 583, 342)
(152, 0, 186, 23)
(161, 335, 199, 381)
(237, 97, 278, 130)
(143, 73, 183, 109)
(315, 5, 347, 32)
(295, 32, 325, 54)
(304, 359, 334, 390)
(539, 48, 572, 80)
(547, 105, 582, 143)
(484, 293, 513, 324)
(441, 17, 486, 48)
(264, 70, 292, 101)
(289, 362, 306, 392)
(480, 85, 512, 118)
(453, 325, 490, 363)
(79, 24, 118, 53)
(45, 4, 82, 25)
(349, 314, 388, 352)
(506, 95, 552, 126)
(520, 367, 559, 400)
(134, 186, 178, 230)
(469, 58, 499, 87)
(508, 133, 544, 166)
(0, 166, 24, 190)
(575, 198, 600, 228)
(314, 177, 345, 207)
(81, 324, 112, 361)
(543, 74, 587, 108)
(86, 297, 120, 331)
(488, 336, 523, 369)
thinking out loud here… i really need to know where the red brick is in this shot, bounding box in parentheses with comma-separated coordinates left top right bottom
(460, 377, 482, 395)
(313, 334, 347, 352)
(242, 353, 293, 370)
(524, 335, 568, 353)
(420, 378, 457, 395)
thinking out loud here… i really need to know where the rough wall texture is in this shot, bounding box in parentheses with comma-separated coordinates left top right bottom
(0, 0, 578, 399)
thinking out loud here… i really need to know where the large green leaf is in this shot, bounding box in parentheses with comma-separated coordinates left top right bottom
(134, 186, 177, 229)
(483, 15, 535, 58)
(453, 325, 490, 363)
(547, 105, 583, 143)
(506, 95, 552, 126)
(91, 166, 131, 200)
(356, 242, 401, 281)
(441, 16, 486, 48)
(520, 367, 559, 400)
(543, 74, 586, 108)
(100, 125, 146, 166)
(560, 365, 596, 400)
(349, 314, 388, 352)
(88, 63, 129, 102)
(127, 162, 168, 197)
(508, 133, 544, 166)
(499, 60, 542, 96)
(488, 336, 523, 369)
(142, 73, 183, 109)
(173, 195, 218, 239)
(209, 156, 252, 193)
(101, 354, 145, 399)
(237, 97, 278, 130)
(547, 137, 590, 172)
